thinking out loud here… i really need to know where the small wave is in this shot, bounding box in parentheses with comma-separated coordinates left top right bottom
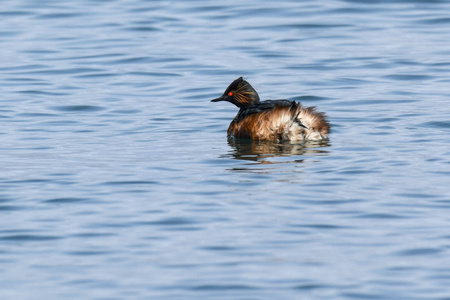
(50, 105, 106, 112)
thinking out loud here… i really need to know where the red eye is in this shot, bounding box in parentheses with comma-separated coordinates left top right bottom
(228, 92, 233, 96)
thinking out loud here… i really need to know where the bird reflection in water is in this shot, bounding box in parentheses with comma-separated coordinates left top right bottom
(226, 137, 330, 164)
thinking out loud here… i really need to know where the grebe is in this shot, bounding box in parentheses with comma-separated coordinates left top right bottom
(211, 77, 330, 141)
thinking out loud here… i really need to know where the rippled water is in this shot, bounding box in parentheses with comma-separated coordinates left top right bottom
(1, 0, 450, 299)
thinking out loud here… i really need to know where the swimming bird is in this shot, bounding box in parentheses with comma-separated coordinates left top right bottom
(211, 77, 330, 141)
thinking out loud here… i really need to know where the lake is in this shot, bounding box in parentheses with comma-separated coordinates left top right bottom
(1, 0, 450, 299)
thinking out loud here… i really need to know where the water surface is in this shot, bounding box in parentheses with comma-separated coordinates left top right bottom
(1, 0, 450, 299)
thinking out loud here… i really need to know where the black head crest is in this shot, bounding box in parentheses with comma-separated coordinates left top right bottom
(211, 77, 260, 108)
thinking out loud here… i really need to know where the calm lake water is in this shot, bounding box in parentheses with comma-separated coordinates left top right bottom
(1, 0, 450, 299)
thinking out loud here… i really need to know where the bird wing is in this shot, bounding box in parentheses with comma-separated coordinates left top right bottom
(238, 100, 292, 118)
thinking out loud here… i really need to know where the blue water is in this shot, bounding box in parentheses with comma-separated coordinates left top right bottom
(1, 0, 450, 299)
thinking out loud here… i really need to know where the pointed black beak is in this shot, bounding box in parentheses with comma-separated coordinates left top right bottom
(211, 96, 226, 102)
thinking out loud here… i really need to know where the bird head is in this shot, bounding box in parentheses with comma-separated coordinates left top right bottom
(211, 77, 260, 108)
